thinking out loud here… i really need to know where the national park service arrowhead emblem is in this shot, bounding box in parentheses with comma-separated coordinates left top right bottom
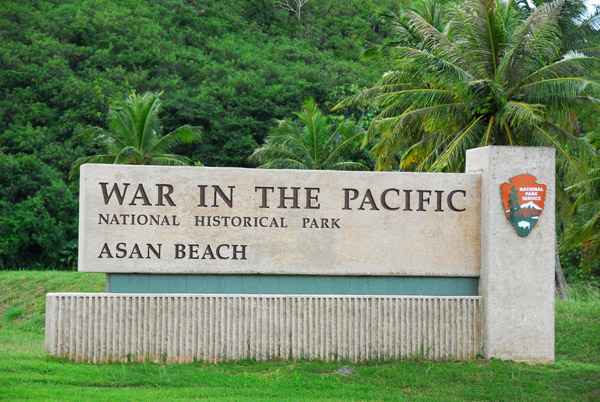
(501, 174, 546, 237)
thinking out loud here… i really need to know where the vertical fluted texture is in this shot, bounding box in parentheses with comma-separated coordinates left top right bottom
(45, 293, 483, 363)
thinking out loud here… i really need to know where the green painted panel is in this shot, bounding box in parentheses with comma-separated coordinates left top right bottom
(332, 277, 350, 294)
(296, 276, 315, 294)
(421, 277, 439, 295)
(368, 277, 386, 295)
(129, 275, 149, 293)
(242, 276, 260, 294)
(278, 276, 297, 294)
(260, 276, 279, 294)
(110, 274, 130, 293)
(187, 275, 205, 293)
(106, 274, 479, 296)
(314, 277, 332, 294)
(349, 277, 368, 295)
(223, 276, 242, 293)
(457, 278, 479, 296)
(439, 278, 457, 296)
(386, 277, 404, 295)
(148, 275, 167, 293)
(205, 275, 224, 293)
(168, 275, 187, 293)
(404, 277, 421, 295)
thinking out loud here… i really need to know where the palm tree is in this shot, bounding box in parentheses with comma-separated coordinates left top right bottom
(563, 169, 600, 274)
(521, 0, 600, 57)
(69, 91, 201, 178)
(249, 98, 369, 170)
(334, 0, 599, 178)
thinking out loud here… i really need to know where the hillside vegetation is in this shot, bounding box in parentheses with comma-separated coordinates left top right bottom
(0, 0, 405, 270)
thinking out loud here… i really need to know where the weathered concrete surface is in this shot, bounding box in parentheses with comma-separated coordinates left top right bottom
(466, 146, 555, 363)
(79, 164, 481, 276)
(45, 293, 483, 363)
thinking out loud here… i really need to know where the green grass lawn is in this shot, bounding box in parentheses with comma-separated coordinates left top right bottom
(1, 271, 599, 401)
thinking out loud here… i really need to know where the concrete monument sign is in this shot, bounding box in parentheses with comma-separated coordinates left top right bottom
(46, 146, 556, 364)
(79, 165, 481, 276)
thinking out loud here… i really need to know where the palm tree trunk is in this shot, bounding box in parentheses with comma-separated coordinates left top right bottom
(555, 237, 569, 300)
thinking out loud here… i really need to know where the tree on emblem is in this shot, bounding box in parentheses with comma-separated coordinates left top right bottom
(508, 186, 520, 215)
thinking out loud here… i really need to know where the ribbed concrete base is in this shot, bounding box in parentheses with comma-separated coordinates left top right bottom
(45, 293, 483, 363)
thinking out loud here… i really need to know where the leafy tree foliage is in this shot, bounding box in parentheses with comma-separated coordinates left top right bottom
(249, 99, 368, 170)
(1, 0, 403, 269)
(562, 159, 600, 280)
(336, 0, 599, 176)
(70, 91, 201, 178)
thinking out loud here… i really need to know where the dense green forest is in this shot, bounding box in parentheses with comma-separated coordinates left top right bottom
(1, 0, 598, 281)
(0, 0, 402, 269)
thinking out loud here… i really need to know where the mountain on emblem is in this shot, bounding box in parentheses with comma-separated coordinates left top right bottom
(500, 174, 546, 237)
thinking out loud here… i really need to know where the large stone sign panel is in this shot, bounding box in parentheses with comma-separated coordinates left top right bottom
(79, 164, 481, 276)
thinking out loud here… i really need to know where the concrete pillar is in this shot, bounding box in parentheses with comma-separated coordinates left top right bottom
(466, 146, 555, 362)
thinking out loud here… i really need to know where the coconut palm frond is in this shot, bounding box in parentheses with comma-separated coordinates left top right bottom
(151, 125, 202, 154)
(561, 7, 600, 54)
(429, 116, 486, 171)
(71, 91, 201, 177)
(250, 99, 368, 171)
(518, 54, 600, 86)
(148, 154, 193, 166)
(521, 77, 600, 106)
(405, 10, 473, 73)
(498, 0, 563, 86)
(113, 146, 145, 164)
(496, 101, 545, 129)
